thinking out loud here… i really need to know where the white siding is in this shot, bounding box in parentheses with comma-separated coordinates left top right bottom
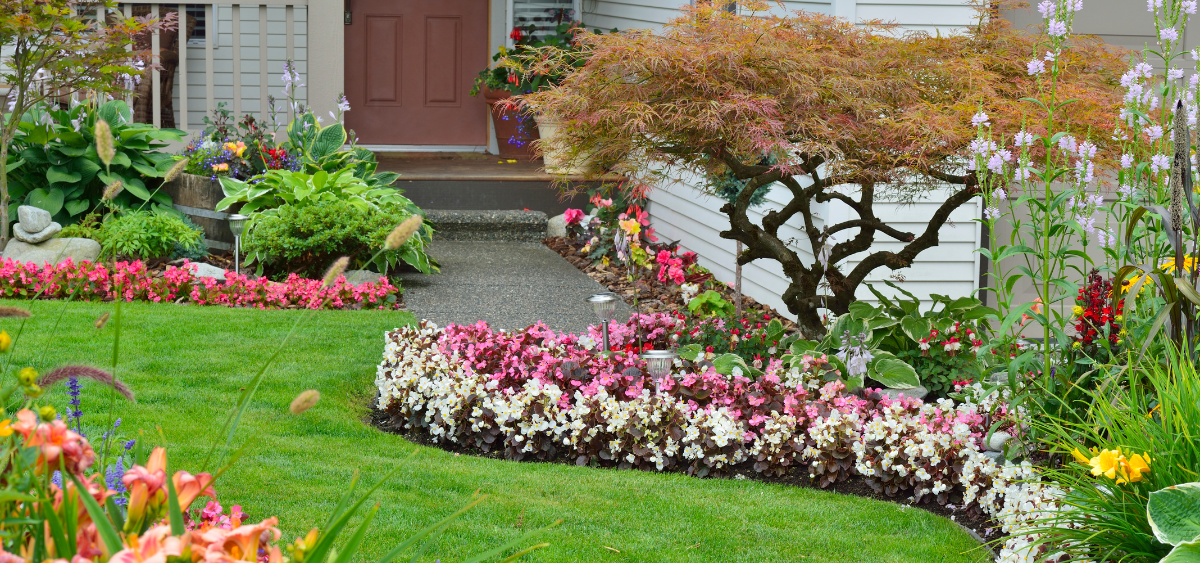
(581, 0, 689, 30)
(648, 177, 983, 320)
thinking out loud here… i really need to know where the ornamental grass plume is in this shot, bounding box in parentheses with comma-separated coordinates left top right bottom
(1169, 100, 1189, 236)
(321, 256, 349, 288)
(95, 119, 115, 168)
(163, 158, 189, 184)
(0, 306, 30, 317)
(102, 180, 124, 201)
(289, 390, 320, 414)
(95, 312, 110, 329)
(38, 365, 135, 402)
(384, 215, 424, 250)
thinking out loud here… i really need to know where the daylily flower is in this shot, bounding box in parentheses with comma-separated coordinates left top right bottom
(110, 525, 188, 563)
(192, 517, 283, 563)
(173, 470, 216, 510)
(21, 412, 95, 474)
(123, 448, 168, 533)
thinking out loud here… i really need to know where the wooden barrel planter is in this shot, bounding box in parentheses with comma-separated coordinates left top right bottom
(162, 173, 236, 250)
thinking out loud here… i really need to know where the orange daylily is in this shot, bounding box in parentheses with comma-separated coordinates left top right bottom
(192, 517, 282, 563)
(173, 470, 216, 510)
(109, 525, 189, 563)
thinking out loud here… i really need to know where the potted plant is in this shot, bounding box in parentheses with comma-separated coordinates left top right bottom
(475, 17, 615, 166)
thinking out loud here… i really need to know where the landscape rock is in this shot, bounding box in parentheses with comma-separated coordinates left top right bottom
(981, 451, 1004, 464)
(877, 385, 929, 401)
(2, 237, 100, 266)
(986, 431, 1013, 452)
(343, 269, 385, 285)
(186, 262, 227, 281)
(13, 222, 62, 244)
(547, 213, 567, 237)
(17, 206, 51, 233)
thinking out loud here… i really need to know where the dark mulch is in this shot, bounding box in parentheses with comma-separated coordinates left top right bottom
(543, 236, 797, 330)
(370, 407, 1003, 555)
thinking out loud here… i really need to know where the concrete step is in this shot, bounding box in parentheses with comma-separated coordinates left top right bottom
(425, 210, 548, 243)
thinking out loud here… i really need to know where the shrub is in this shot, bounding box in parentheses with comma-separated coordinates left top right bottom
(243, 200, 436, 278)
(61, 210, 204, 261)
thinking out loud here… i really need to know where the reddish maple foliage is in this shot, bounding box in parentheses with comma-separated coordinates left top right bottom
(508, 1, 1125, 336)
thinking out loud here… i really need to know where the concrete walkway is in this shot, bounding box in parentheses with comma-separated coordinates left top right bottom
(397, 241, 630, 334)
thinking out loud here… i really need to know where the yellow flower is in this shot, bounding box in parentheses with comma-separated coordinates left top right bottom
(1072, 447, 1092, 464)
(1072, 306, 1084, 317)
(1090, 449, 1122, 480)
(0, 419, 12, 438)
(1124, 453, 1152, 483)
(1125, 257, 1199, 293)
(0, 330, 10, 353)
(619, 219, 640, 236)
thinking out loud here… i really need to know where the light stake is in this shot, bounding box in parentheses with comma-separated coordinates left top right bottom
(642, 349, 678, 393)
(587, 292, 620, 352)
(227, 214, 249, 275)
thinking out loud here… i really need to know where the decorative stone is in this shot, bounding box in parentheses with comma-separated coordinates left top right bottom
(343, 270, 384, 285)
(986, 431, 1013, 452)
(982, 451, 1004, 464)
(878, 385, 929, 401)
(547, 213, 568, 238)
(13, 221, 61, 244)
(186, 262, 227, 281)
(17, 206, 52, 233)
(2, 237, 100, 266)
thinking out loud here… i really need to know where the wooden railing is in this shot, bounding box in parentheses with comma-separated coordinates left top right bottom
(117, 0, 342, 137)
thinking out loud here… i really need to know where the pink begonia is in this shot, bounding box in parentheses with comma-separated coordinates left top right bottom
(563, 208, 586, 225)
(0, 259, 400, 310)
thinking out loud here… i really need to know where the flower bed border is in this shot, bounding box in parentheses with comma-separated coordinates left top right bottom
(0, 258, 401, 310)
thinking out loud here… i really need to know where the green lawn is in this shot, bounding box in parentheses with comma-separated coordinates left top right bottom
(3, 300, 989, 563)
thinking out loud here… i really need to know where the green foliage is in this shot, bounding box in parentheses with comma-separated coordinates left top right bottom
(1024, 349, 1200, 562)
(707, 155, 775, 208)
(215, 168, 417, 233)
(863, 284, 997, 394)
(61, 210, 204, 261)
(687, 290, 734, 318)
(243, 199, 437, 277)
(9, 101, 183, 223)
(1148, 483, 1200, 550)
(279, 113, 399, 189)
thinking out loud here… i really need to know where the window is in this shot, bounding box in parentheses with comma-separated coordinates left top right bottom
(509, 0, 581, 46)
(186, 4, 207, 46)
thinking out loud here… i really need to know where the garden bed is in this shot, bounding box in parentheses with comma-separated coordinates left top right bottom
(543, 235, 795, 328)
(0, 257, 401, 310)
(373, 318, 1062, 560)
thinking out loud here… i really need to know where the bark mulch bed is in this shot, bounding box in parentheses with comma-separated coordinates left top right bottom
(543, 236, 798, 331)
(369, 407, 1003, 554)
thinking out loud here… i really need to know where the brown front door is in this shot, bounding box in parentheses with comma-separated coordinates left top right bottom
(344, 0, 488, 145)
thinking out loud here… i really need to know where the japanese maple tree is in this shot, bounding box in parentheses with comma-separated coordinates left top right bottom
(509, 1, 1124, 336)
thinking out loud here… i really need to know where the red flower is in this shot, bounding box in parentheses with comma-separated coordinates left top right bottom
(510, 28, 523, 41)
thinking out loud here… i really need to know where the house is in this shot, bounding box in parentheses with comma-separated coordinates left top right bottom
(41, 0, 1130, 319)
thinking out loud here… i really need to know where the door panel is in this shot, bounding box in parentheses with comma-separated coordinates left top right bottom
(345, 0, 487, 145)
(424, 17, 461, 106)
(365, 16, 402, 105)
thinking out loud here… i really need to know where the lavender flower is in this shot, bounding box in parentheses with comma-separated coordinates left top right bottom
(66, 376, 82, 433)
(106, 458, 128, 506)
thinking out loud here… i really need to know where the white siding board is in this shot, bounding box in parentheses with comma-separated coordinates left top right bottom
(648, 178, 982, 319)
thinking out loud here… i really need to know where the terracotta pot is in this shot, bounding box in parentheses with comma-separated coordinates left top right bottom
(535, 115, 593, 175)
(485, 88, 539, 160)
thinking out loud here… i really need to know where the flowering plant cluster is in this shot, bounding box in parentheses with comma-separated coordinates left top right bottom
(668, 313, 779, 367)
(1071, 269, 1123, 358)
(375, 317, 1073, 561)
(1071, 446, 1152, 485)
(0, 258, 399, 310)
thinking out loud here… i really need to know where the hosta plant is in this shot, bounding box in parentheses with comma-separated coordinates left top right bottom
(9, 100, 184, 223)
(1147, 482, 1200, 561)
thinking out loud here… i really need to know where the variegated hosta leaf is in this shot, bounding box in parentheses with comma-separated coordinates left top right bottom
(1161, 541, 1200, 563)
(1148, 482, 1200, 546)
